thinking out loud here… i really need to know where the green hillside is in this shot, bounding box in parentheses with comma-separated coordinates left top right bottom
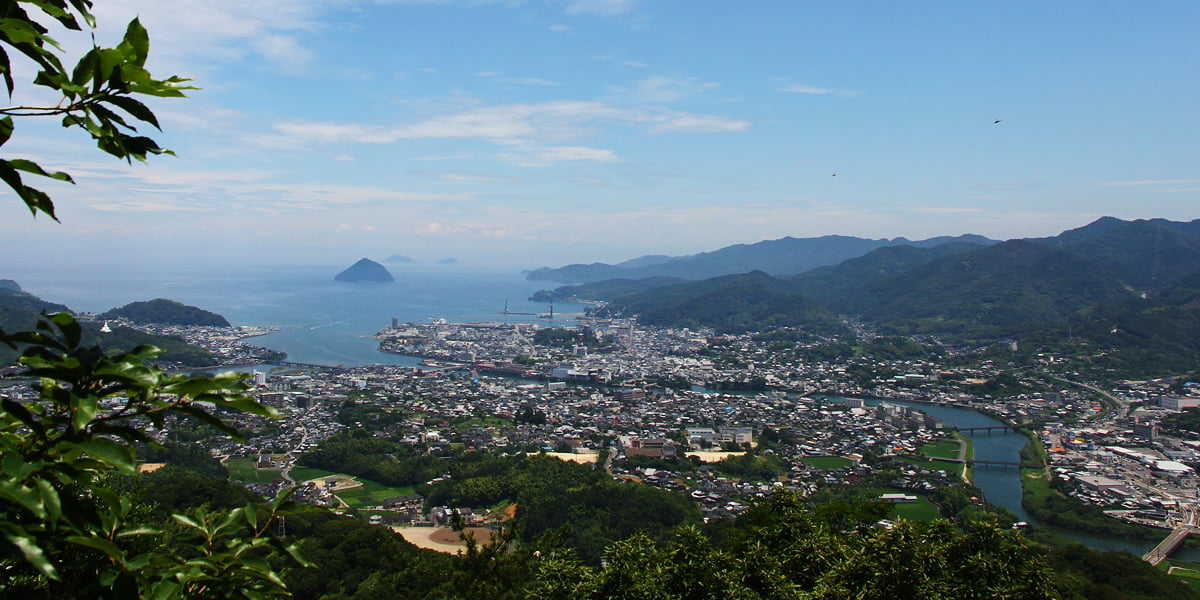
(101, 298, 231, 327)
(530, 276, 686, 303)
(789, 241, 985, 302)
(1034, 217, 1200, 291)
(604, 271, 839, 333)
(829, 239, 1134, 333)
(1, 288, 218, 367)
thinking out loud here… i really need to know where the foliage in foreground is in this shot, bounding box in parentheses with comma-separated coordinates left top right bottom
(0, 314, 312, 598)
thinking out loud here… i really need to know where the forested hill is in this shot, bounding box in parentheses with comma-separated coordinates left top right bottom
(598, 271, 842, 334)
(827, 239, 1135, 332)
(530, 276, 686, 303)
(0, 286, 219, 366)
(1030, 217, 1200, 290)
(0, 285, 72, 331)
(101, 298, 231, 327)
(527, 233, 997, 283)
(788, 241, 986, 302)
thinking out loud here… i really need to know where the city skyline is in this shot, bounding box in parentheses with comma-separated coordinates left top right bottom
(2, 0, 1198, 270)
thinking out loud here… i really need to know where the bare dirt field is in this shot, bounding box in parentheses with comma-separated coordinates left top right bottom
(686, 451, 746, 462)
(543, 451, 598, 464)
(392, 526, 494, 554)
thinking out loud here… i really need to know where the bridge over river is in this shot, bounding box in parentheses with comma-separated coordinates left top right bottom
(1143, 505, 1198, 566)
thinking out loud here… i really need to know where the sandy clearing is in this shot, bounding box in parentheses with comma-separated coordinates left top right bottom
(543, 451, 599, 464)
(686, 451, 746, 462)
(392, 526, 494, 554)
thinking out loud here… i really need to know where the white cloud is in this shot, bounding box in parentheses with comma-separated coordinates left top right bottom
(253, 101, 750, 150)
(499, 77, 561, 87)
(537, 146, 616, 162)
(89, 0, 324, 73)
(412, 153, 477, 161)
(609, 76, 720, 104)
(780, 83, 861, 97)
(647, 113, 750, 134)
(87, 201, 199, 212)
(784, 85, 834, 95)
(436, 172, 501, 183)
(911, 206, 986, 215)
(478, 71, 561, 86)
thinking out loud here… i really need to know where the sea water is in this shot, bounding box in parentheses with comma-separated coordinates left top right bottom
(3, 264, 581, 366)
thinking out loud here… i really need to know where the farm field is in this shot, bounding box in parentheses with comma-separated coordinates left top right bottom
(335, 479, 418, 509)
(862, 488, 942, 521)
(224, 457, 283, 483)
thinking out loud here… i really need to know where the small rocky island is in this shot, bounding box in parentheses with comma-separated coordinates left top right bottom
(335, 258, 394, 282)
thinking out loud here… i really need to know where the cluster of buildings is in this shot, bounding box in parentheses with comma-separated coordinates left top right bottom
(72, 316, 1200, 533)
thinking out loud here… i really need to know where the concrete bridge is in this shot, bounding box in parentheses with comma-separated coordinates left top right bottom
(1144, 505, 1198, 566)
(930, 456, 1042, 470)
(944, 423, 1042, 434)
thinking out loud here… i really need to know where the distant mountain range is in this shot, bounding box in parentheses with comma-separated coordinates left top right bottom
(538, 218, 1200, 376)
(527, 234, 998, 283)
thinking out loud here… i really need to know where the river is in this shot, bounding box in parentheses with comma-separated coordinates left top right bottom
(865, 398, 1199, 559)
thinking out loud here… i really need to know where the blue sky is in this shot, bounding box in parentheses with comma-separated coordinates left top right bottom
(3, 0, 1198, 271)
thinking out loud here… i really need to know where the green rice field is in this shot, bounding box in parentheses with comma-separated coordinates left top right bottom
(333, 479, 417, 509)
(289, 467, 339, 483)
(863, 488, 942, 521)
(224, 457, 284, 483)
(920, 439, 962, 460)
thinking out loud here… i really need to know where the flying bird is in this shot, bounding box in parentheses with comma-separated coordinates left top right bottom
(993, 119, 1002, 124)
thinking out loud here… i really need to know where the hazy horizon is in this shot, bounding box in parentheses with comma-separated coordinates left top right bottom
(2, 1, 1198, 271)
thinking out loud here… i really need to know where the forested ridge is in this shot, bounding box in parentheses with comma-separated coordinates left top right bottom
(101, 299, 231, 327)
(0, 285, 220, 366)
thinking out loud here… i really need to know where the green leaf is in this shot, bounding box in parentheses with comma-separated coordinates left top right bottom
(119, 19, 150, 67)
(66, 535, 123, 559)
(91, 103, 133, 132)
(172, 514, 203, 530)
(147, 580, 183, 600)
(106, 95, 161, 130)
(8, 158, 75, 183)
(0, 17, 45, 45)
(36, 479, 63, 525)
(283, 542, 316, 569)
(2, 452, 35, 478)
(244, 503, 258, 530)
(77, 438, 136, 474)
(70, 46, 99, 88)
(0, 116, 13, 146)
(72, 394, 100, 431)
(0, 480, 47, 517)
(2, 530, 57, 580)
(1, 397, 40, 432)
(116, 525, 159, 537)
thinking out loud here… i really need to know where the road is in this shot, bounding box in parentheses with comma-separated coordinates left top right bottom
(280, 419, 310, 485)
(1144, 503, 1197, 566)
